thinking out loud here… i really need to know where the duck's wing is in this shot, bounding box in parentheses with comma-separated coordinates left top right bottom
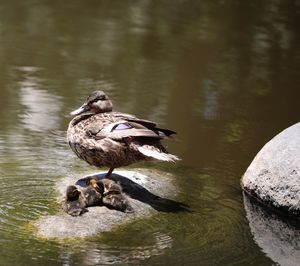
(78, 112, 176, 140)
(111, 112, 177, 138)
(87, 113, 180, 162)
(112, 112, 157, 128)
(94, 120, 160, 140)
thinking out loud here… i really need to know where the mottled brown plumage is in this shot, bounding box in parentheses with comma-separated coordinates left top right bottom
(83, 179, 103, 207)
(61, 185, 87, 216)
(67, 91, 179, 178)
(85, 177, 132, 212)
(100, 178, 133, 212)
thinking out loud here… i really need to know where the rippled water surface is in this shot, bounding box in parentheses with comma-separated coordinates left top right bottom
(0, 1, 300, 265)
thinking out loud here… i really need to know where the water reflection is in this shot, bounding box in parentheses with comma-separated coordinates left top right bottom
(0, 0, 299, 265)
(243, 193, 300, 266)
(59, 232, 173, 265)
(199, 79, 219, 120)
(18, 67, 62, 132)
(83, 232, 173, 265)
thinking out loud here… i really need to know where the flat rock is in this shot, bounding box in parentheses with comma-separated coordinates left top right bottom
(241, 123, 300, 216)
(33, 169, 187, 239)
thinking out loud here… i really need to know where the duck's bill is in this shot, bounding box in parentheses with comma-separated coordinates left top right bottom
(70, 104, 88, 116)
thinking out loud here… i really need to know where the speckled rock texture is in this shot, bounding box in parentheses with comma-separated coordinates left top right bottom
(241, 123, 300, 217)
(243, 193, 300, 266)
(34, 169, 187, 239)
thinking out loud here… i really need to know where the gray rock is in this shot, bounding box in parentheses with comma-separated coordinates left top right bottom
(33, 169, 187, 239)
(243, 193, 300, 266)
(241, 123, 300, 216)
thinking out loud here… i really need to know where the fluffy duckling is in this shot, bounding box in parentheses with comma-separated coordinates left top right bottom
(84, 178, 104, 206)
(61, 185, 87, 216)
(100, 178, 133, 213)
(86, 177, 104, 194)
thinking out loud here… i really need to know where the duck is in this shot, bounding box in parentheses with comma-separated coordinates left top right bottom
(86, 177, 104, 194)
(61, 185, 87, 216)
(67, 91, 179, 179)
(83, 178, 103, 206)
(100, 178, 133, 213)
(86, 177, 133, 212)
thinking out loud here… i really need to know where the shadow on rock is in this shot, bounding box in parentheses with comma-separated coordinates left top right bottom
(243, 192, 300, 266)
(76, 173, 190, 213)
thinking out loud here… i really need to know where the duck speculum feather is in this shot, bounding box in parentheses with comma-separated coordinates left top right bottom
(67, 91, 179, 178)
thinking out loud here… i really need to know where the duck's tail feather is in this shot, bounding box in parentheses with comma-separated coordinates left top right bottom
(138, 146, 180, 162)
(155, 128, 176, 138)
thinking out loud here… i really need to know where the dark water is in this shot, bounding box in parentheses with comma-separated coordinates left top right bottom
(0, 1, 300, 265)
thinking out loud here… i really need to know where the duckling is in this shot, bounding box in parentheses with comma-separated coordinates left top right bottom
(100, 178, 133, 213)
(61, 185, 87, 216)
(86, 177, 105, 194)
(84, 177, 104, 206)
(67, 91, 179, 179)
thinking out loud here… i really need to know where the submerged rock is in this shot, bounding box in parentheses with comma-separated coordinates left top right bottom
(241, 123, 300, 217)
(34, 169, 187, 239)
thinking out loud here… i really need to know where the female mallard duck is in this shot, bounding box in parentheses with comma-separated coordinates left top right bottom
(67, 91, 179, 178)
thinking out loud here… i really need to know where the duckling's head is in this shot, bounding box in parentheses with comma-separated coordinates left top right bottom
(66, 185, 81, 201)
(104, 181, 122, 195)
(86, 177, 98, 187)
(70, 91, 113, 116)
(86, 177, 105, 195)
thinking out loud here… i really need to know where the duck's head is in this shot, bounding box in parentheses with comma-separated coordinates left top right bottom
(86, 178, 96, 186)
(66, 185, 81, 200)
(70, 91, 113, 116)
(104, 181, 122, 195)
(86, 178, 105, 194)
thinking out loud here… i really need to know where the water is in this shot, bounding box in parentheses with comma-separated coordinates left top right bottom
(0, 0, 299, 265)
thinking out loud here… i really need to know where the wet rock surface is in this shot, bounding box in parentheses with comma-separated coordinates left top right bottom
(241, 123, 300, 217)
(34, 169, 187, 239)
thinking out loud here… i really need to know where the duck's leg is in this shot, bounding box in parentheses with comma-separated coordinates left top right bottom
(105, 167, 114, 179)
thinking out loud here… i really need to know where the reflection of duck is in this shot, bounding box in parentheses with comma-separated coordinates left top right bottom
(67, 91, 179, 179)
(61, 185, 87, 216)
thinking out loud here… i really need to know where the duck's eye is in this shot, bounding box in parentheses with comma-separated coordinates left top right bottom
(87, 93, 106, 103)
(89, 96, 105, 104)
(111, 123, 133, 131)
(97, 95, 106, 101)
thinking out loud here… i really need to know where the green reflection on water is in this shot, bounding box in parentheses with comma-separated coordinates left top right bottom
(0, 0, 300, 265)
